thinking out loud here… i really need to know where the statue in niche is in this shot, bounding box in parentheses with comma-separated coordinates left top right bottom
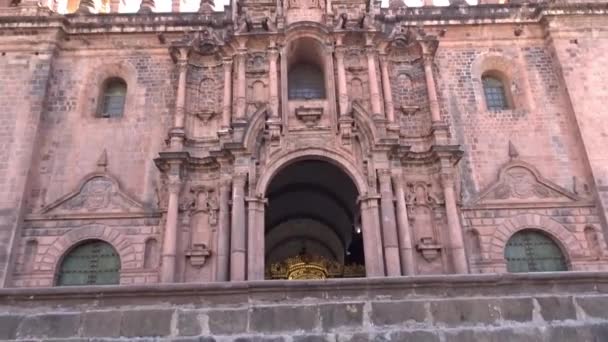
(406, 181, 442, 265)
(186, 187, 218, 267)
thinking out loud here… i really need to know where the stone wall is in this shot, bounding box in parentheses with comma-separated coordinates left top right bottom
(0, 28, 59, 286)
(1, 273, 608, 341)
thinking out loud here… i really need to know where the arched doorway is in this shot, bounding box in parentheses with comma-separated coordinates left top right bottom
(264, 160, 365, 279)
(505, 229, 567, 273)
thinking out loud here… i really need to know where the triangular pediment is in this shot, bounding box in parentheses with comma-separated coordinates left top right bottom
(41, 173, 145, 215)
(471, 161, 582, 206)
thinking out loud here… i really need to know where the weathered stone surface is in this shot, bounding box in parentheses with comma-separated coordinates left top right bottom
(208, 309, 248, 335)
(576, 296, 608, 319)
(250, 305, 318, 333)
(82, 311, 121, 337)
(444, 328, 543, 342)
(389, 330, 440, 342)
(535, 297, 576, 321)
(120, 309, 173, 337)
(0, 315, 21, 340)
(430, 299, 500, 326)
(320, 303, 364, 331)
(17, 313, 80, 339)
(177, 310, 201, 337)
(370, 301, 427, 326)
(499, 298, 533, 322)
(233, 337, 285, 342)
(293, 335, 334, 342)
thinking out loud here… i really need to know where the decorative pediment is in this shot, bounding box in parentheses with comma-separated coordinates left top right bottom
(471, 161, 582, 206)
(41, 173, 145, 215)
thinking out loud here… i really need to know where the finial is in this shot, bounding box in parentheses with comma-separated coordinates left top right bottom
(508, 141, 519, 160)
(97, 149, 108, 172)
(199, 0, 215, 13)
(76, 0, 96, 14)
(138, 0, 155, 13)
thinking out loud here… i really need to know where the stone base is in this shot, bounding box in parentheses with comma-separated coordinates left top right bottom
(1, 273, 608, 341)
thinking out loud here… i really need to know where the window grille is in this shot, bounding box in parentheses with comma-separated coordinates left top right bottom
(100, 78, 127, 117)
(482, 76, 509, 110)
(57, 240, 120, 286)
(288, 64, 325, 100)
(505, 230, 567, 273)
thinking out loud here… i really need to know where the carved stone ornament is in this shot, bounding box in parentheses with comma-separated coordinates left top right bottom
(295, 106, 323, 128)
(191, 109, 217, 123)
(185, 243, 211, 267)
(471, 160, 582, 206)
(172, 28, 224, 57)
(41, 174, 145, 215)
(416, 237, 442, 262)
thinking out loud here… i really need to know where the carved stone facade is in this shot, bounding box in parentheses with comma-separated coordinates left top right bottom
(1, 0, 608, 294)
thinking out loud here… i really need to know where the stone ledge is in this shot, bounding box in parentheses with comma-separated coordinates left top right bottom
(1, 271, 608, 304)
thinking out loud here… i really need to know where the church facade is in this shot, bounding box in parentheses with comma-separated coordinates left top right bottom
(1, 0, 608, 340)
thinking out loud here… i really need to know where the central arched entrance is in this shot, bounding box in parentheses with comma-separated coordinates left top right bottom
(264, 160, 365, 279)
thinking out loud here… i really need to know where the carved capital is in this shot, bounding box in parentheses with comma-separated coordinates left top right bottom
(222, 57, 233, 70)
(335, 46, 347, 59)
(170, 46, 190, 65)
(377, 168, 392, 181)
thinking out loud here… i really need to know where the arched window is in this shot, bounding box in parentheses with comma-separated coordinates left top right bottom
(505, 230, 567, 273)
(288, 64, 325, 100)
(99, 78, 127, 118)
(57, 240, 120, 286)
(482, 74, 509, 110)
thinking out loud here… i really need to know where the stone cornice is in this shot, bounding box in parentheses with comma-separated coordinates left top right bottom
(0, 3, 606, 37)
(1, 272, 608, 304)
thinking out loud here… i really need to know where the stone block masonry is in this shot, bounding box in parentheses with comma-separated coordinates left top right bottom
(1, 272, 608, 341)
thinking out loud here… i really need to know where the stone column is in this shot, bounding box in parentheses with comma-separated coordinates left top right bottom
(215, 179, 231, 281)
(379, 53, 396, 126)
(359, 195, 385, 277)
(377, 170, 401, 276)
(171, 0, 179, 12)
(160, 168, 182, 283)
(230, 173, 247, 281)
(441, 172, 468, 274)
(247, 197, 266, 280)
(169, 49, 188, 149)
(138, 0, 155, 13)
(268, 46, 280, 118)
(221, 58, 233, 131)
(366, 47, 383, 117)
(393, 174, 416, 275)
(235, 49, 247, 122)
(423, 53, 441, 123)
(335, 44, 349, 117)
